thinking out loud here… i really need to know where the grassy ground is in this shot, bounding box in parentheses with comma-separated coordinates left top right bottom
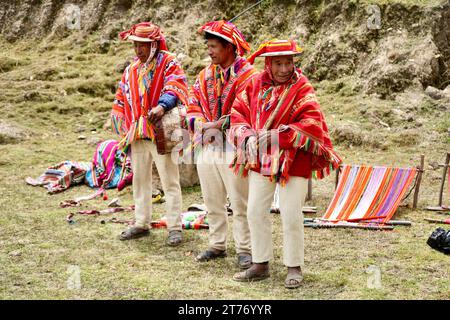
(0, 36, 449, 300)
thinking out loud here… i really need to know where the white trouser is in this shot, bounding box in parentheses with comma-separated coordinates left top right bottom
(131, 140, 182, 231)
(196, 145, 251, 254)
(247, 171, 308, 267)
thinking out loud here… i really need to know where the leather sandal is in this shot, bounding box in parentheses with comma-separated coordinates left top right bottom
(233, 267, 270, 282)
(195, 249, 227, 262)
(167, 230, 182, 246)
(237, 253, 252, 270)
(284, 271, 303, 289)
(118, 226, 150, 241)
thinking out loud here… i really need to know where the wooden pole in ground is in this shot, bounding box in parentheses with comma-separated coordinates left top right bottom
(413, 154, 425, 209)
(306, 179, 312, 201)
(335, 166, 341, 190)
(438, 152, 450, 207)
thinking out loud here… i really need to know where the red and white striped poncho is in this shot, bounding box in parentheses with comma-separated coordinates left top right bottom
(229, 67, 342, 185)
(187, 56, 257, 153)
(111, 50, 188, 150)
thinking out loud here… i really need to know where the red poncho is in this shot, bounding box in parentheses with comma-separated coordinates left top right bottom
(111, 51, 188, 150)
(187, 57, 257, 154)
(229, 67, 342, 184)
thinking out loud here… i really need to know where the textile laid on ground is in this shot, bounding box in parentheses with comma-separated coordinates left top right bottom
(105, 211, 209, 230)
(85, 139, 132, 189)
(153, 211, 209, 229)
(25, 161, 91, 194)
(26, 140, 131, 194)
(66, 192, 166, 223)
(320, 164, 417, 225)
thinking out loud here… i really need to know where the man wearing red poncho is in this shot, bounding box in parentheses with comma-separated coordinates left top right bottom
(111, 22, 188, 246)
(187, 20, 257, 269)
(230, 39, 342, 288)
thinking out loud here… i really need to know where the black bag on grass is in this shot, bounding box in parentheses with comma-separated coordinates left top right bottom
(427, 227, 450, 255)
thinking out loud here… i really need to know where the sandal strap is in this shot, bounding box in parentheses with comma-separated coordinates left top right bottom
(196, 249, 226, 261)
(233, 268, 269, 282)
(285, 273, 303, 288)
(119, 226, 149, 240)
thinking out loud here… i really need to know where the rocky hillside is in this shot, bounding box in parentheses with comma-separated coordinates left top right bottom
(1, 0, 449, 96)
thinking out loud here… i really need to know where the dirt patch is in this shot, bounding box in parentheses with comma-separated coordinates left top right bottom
(65, 79, 117, 98)
(432, 1, 450, 89)
(391, 129, 420, 147)
(33, 67, 60, 81)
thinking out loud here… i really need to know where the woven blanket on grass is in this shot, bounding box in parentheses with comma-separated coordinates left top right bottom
(26, 140, 131, 194)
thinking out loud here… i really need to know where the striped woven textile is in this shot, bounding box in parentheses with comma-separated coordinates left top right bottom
(25, 161, 91, 194)
(187, 56, 257, 158)
(26, 140, 132, 194)
(111, 50, 188, 150)
(321, 165, 417, 224)
(85, 139, 131, 189)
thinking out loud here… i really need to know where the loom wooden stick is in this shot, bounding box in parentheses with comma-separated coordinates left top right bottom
(67, 206, 135, 224)
(424, 218, 450, 224)
(302, 206, 317, 213)
(425, 206, 450, 212)
(347, 215, 388, 222)
(335, 165, 341, 190)
(434, 210, 450, 215)
(306, 179, 312, 201)
(438, 152, 450, 207)
(106, 217, 134, 225)
(304, 223, 394, 231)
(74, 188, 105, 203)
(271, 206, 317, 214)
(413, 154, 425, 209)
(304, 218, 411, 226)
(150, 221, 209, 229)
(384, 220, 412, 226)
